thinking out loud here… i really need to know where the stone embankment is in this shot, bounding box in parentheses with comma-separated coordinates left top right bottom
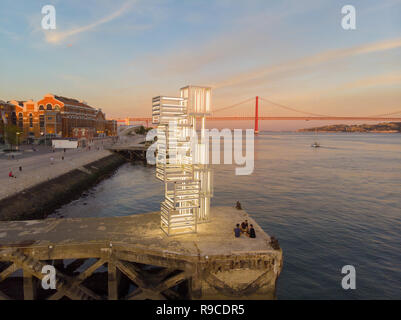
(0, 151, 126, 220)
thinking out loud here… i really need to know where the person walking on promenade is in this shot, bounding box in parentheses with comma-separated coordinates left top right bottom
(9, 171, 15, 178)
(50, 156, 54, 165)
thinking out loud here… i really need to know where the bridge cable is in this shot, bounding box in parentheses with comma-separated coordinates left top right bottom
(213, 98, 254, 114)
(367, 110, 401, 117)
(258, 97, 332, 117)
(260, 97, 401, 118)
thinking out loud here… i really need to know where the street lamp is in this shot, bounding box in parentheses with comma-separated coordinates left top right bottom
(16, 132, 21, 150)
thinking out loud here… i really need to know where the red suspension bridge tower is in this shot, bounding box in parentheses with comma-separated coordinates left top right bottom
(254, 96, 259, 135)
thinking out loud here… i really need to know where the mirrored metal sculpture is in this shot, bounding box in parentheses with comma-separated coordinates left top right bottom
(152, 86, 213, 236)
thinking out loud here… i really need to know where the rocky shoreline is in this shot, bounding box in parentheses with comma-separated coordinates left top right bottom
(298, 122, 401, 133)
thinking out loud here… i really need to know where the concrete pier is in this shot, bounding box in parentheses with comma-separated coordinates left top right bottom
(0, 207, 282, 300)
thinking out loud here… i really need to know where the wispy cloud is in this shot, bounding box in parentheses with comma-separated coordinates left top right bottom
(212, 37, 401, 89)
(339, 72, 401, 91)
(263, 71, 401, 103)
(44, 1, 135, 44)
(363, 0, 401, 13)
(134, 1, 322, 77)
(0, 27, 20, 41)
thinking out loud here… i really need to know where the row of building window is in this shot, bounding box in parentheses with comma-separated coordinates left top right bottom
(10, 112, 58, 128)
(38, 104, 60, 111)
(8, 111, 111, 130)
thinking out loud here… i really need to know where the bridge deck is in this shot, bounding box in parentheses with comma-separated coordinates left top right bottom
(115, 116, 401, 122)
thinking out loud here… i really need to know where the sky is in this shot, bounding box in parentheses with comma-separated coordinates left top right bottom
(1, 0, 401, 130)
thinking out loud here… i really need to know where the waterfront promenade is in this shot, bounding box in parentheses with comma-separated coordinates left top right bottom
(0, 147, 112, 201)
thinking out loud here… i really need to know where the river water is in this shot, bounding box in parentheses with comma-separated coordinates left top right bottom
(51, 132, 401, 299)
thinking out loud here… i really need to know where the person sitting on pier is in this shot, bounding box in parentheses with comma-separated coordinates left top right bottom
(240, 220, 248, 233)
(234, 224, 241, 238)
(235, 201, 242, 210)
(248, 224, 256, 238)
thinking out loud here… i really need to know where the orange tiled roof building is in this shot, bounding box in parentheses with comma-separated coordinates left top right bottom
(3, 94, 116, 141)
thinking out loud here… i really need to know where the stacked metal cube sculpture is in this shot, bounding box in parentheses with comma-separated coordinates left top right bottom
(152, 86, 213, 236)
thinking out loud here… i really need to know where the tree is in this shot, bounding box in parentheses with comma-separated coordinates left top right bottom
(0, 120, 4, 144)
(4, 125, 22, 149)
(134, 125, 153, 135)
(134, 125, 146, 135)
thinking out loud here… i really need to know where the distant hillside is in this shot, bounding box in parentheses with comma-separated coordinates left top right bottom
(298, 122, 401, 133)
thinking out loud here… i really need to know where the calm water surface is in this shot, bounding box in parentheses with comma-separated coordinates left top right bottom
(52, 133, 401, 299)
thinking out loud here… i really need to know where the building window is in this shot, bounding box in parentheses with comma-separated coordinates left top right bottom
(54, 105, 60, 111)
(39, 115, 45, 128)
(46, 104, 52, 110)
(29, 113, 33, 128)
(47, 117, 53, 121)
(39, 105, 44, 111)
(18, 113, 23, 128)
(11, 112, 17, 125)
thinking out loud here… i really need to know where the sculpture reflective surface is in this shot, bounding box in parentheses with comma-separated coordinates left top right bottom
(152, 86, 213, 235)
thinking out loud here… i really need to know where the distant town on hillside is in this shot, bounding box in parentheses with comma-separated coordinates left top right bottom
(298, 122, 401, 133)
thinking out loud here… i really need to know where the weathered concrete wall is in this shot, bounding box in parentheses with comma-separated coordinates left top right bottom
(191, 249, 283, 300)
(0, 154, 126, 221)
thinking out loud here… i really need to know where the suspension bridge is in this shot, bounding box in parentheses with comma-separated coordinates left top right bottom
(112, 97, 401, 134)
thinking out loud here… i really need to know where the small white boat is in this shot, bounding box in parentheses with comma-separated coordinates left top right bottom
(311, 128, 321, 148)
